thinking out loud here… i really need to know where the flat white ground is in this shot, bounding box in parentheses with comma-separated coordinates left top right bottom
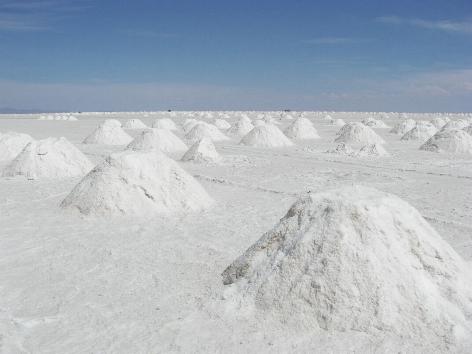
(1, 112, 471, 353)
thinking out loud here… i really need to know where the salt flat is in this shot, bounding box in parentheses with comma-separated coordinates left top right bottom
(1, 111, 471, 353)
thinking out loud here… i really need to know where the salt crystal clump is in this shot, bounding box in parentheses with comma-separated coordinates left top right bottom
(122, 118, 147, 129)
(401, 122, 437, 142)
(83, 119, 133, 145)
(390, 119, 416, 135)
(3, 137, 93, 179)
(420, 129, 472, 154)
(126, 129, 187, 154)
(214, 119, 232, 131)
(181, 138, 222, 163)
(152, 118, 178, 131)
(61, 150, 214, 216)
(228, 117, 254, 137)
(284, 117, 320, 140)
(222, 186, 472, 352)
(356, 143, 390, 157)
(185, 122, 230, 143)
(441, 119, 470, 131)
(240, 124, 294, 148)
(0, 132, 34, 162)
(325, 143, 355, 156)
(362, 117, 391, 129)
(335, 122, 385, 145)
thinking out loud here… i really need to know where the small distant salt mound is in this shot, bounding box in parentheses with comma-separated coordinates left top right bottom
(430, 117, 447, 129)
(240, 124, 294, 148)
(420, 129, 472, 154)
(214, 119, 232, 130)
(362, 117, 391, 129)
(401, 122, 437, 142)
(262, 115, 279, 125)
(331, 118, 346, 127)
(284, 117, 320, 140)
(222, 186, 472, 351)
(181, 138, 222, 163)
(325, 143, 355, 156)
(228, 117, 254, 137)
(335, 122, 385, 145)
(0, 132, 34, 162)
(183, 119, 199, 133)
(83, 119, 133, 145)
(322, 114, 333, 121)
(356, 143, 390, 157)
(61, 150, 214, 216)
(252, 119, 265, 127)
(152, 118, 178, 131)
(122, 119, 147, 129)
(441, 119, 470, 131)
(3, 137, 93, 179)
(126, 129, 187, 154)
(390, 119, 417, 135)
(185, 122, 230, 143)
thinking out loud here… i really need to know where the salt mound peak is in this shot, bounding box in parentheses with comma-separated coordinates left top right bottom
(214, 119, 232, 131)
(61, 150, 214, 216)
(126, 128, 187, 154)
(390, 119, 416, 135)
(240, 124, 294, 148)
(0, 132, 34, 162)
(401, 122, 437, 142)
(3, 137, 93, 179)
(362, 117, 391, 129)
(185, 122, 230, 143)
(228, 117, 254, 137)
(152, 118, 178, 131)
(441, 119, 470, 131)
(420, 129, 472, 154)
(122, 118, 147, 129)
(335, 122, 385, 145)
(356, 143, 390, 157)
(284, 117, 320, 140)
(83, 119, 133, 145)
(222, 186, 472, 351)
(181, 138, 222, 163)
(325, 142, 355, 156)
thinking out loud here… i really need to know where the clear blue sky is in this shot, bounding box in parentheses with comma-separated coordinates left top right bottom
(1, 0, 472, 112)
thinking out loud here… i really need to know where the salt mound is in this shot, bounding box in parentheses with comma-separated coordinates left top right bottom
(420, 129, 472, 154)
(0, 132, 34, 162)
(401, 122, 437, 142)
(252, 119, 265, 127)
(284, 117, 320, 140)
(362, 117, 391, 129)
(181, 138, 222, 163)
(240, 124, 294, 148)
(214, 119, 232, 130)
(335, 122, 385, 145)
(152, 118, 178, 131)
(325, 143, 355, 156)
(390, 119, 416, 135)
(441, 119, 470, 131)
(3, 137, 93, 179)
(185, 122, 229, 143)
(222, 186, 472, 351)
(430, 117, 447, 129)
(356, 143, 390, 157)
(183, 119, 199, 133)
(122, 118, 147, 129)
(228, 117, 254, 137)
(83, 120, 133, 145)
(61, 150, 214, 216)
(322, 114, 333, 121)
(330, 118, 345, 127)
(126, 128, 187, 154)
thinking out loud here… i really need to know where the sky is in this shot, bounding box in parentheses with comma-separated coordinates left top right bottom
(0, 0, 472, 112)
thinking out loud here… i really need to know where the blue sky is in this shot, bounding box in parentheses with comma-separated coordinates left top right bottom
(0, 0, 472, 112)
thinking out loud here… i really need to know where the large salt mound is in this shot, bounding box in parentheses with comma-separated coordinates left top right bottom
(152, 118, 178, 131)
(126, 128, 187, 154)
(420, 129, 472, 154)
(441, 119, 470, 131)
(356, 143, 390, 157)
(228, 117, 254, 137)
(401, 122, 438, 142)
(83, 119, 133, 145)
(122, 118, 147, 129)
(2, 137, 93, 179)
(390, 119, 416, 135)
(240, 124, 294, 148)
(362, 117, 391, 129)
(61, 150, 214, 216)
(284, 117, 320, 140)
(0, 132, 34, 162)
(181, 138, 222, 163)
(222, 186, 472, 351)
(334, 122, 385, 145)
(185, 122, 229, 143)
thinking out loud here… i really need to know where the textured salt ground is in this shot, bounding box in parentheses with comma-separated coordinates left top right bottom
(1, 112, 472, 353)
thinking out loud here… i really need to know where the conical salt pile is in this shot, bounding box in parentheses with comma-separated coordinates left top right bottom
(214, 119, 232, 130)
(441, 119, 470, 131)
(335, 122, 385, 145)
(356, 143, 390, 157)
(126, 128, 187, 155)
(401, 122, 437, 142)
(240, 124, 294, 148)
(0, 132, 34, 162)
(325, 143, 355, 156)
(61, 150, 214, 216)
(228, 117, 254, 137)
(390, 119, 416, 135)
(362, 117, 391, 129)
(152, 118, 178, 131)
(3, 137, 93, 179)
(181, 138, 222, 163)
(122, 118, 147, 129)
(430, 117, 447, 129)
(185, 122, 230, 143)
(284, 117, 320, 140)
(83, 119, 133, 145)
(420, 129, 472, 154)
(222, 186, 472, 352)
